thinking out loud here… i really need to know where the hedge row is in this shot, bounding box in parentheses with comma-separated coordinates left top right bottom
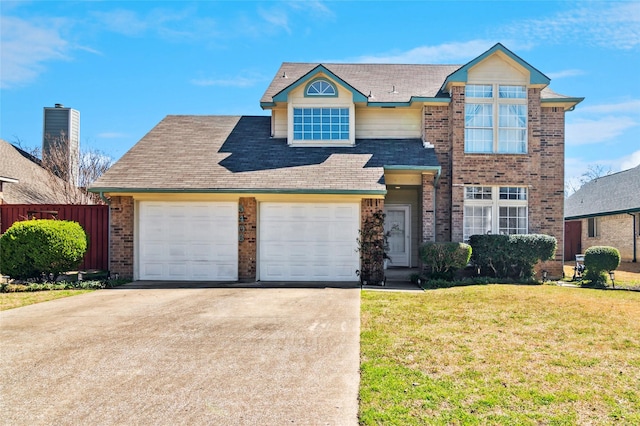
(468, 234, 557, 279)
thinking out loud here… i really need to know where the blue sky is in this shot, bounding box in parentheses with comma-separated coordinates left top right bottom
(1, 1, 639, 191)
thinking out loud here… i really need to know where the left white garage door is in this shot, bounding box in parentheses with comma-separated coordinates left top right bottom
(138, 201, 238, 281)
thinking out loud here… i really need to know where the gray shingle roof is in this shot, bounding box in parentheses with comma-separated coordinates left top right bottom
(262, 63, 460, 104)
(565, 165, 640, 219)
(261, 63, 571, 105)
(90, 116, 440, 194)
(0, 140, 71, 204)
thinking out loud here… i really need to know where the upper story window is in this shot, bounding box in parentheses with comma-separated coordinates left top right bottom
(465, 84, 527, 154)
(305, 79, 337, 97)
(293, 107, 349, 141)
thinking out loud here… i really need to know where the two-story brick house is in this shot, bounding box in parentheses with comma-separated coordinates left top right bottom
(90, 43, 582, 282)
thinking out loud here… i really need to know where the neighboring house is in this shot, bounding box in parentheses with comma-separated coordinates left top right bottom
(565, 165, 640, 263)
(90, 43, 582, 282)
(0, 139, 72, 205)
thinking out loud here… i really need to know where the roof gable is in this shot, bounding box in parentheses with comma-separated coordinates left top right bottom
(441, 43, 550, 92)
(270, 65, 368, 105)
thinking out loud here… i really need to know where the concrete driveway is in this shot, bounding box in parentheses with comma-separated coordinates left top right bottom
(0, 283, 360, 425)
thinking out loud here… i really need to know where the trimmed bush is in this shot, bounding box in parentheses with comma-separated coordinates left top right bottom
(419, 242, 472, 280)
(0, 219, 88, 281)
(583, 246, 620, 285)
(469, 234, 557, 279)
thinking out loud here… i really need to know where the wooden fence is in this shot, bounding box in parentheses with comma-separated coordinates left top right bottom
(0, 204, 109, 271)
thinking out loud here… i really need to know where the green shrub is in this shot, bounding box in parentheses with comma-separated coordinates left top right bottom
(419, 242, 472, 280)
(469, 234, 557, 279)
(0, 219, 88, 281)
(583, 246, 620, 285)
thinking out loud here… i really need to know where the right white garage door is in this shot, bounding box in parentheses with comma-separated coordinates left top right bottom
(259, 203, 360, 281)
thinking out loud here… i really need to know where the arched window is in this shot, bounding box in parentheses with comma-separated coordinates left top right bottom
(306, 79, 337, 96)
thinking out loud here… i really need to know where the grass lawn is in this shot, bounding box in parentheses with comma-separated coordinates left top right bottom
(360, 285, 640, 425)
(0, 290, 93, 311)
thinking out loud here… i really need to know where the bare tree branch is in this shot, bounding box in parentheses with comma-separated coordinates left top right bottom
(14, 133, 112, 204)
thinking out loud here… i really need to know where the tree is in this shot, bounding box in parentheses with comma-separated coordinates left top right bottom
(12, 134, 112, 204)
(565, 164, 612, 197)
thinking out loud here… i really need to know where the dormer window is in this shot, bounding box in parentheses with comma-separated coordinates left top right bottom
(305, 79, 337, 97)
(293, 108, 349, 140)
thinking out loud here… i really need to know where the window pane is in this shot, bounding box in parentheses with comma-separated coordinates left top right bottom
(499, 206, 527, 235)
(465, 186, 493, 200)
(499, 104, 526, 128)
(466, 104, 493, 127)
(498, 130, 527, 153)
(464, 205, 492, 241)
(466, 84, 493, 98)
(465, 129, 493, 152)
(499, 85, 526, 98)
(293, 107, 349, 140)
(307, 80, 336, 96)
(499, 187, 527, 200)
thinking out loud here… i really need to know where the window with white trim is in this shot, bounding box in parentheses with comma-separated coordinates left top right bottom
(293, 107, 349, 141)
(305, 79, 336, 96)
(465, 84, 527, 154)
(463, 186, 528, 241)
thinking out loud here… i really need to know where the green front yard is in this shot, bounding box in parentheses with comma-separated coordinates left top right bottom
(360, 285, 640, 425)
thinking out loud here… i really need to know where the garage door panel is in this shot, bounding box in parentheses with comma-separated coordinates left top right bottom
(139, 202, 238, 281)
(260, 202, 359, 282)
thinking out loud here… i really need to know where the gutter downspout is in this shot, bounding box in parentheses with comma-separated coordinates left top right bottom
(629, 213, 637, 263)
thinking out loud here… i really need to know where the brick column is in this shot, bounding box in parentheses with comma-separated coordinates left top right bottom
(109, 196, 134, 279)
(425, 104, 452, 242)
(360, 199, 385, 284)
(421, 174, 435, 242)
(238, 197, 257, 281)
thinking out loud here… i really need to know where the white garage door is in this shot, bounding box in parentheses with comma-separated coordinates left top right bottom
(138, 201, 238, 281)
(259, 203, 360, 281)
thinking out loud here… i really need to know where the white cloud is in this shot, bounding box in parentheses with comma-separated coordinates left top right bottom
(91, 7, 218, 41)
(341, 40, 501, 64)
(579, 100, 640, 115)
(92, 9, 149, 36)
(620, 150, 640, 171)
(0, 16, 70, 88)
(566, 116, 637, 145)
(258, 6, 291, 34)
(546, 69, 585, 79)
(500, 2, 640, 50)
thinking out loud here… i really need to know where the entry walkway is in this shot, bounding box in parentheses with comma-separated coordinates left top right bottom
(361, 267, 424, 292)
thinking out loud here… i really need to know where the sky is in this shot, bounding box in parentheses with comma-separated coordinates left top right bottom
(1, 0, 639, 193)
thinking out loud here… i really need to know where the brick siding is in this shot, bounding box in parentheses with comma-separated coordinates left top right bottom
(425, 104, 452, 242)
(109, 196, 134, 279)
(579, 214, 640, 262)
(238, 197, 257, 280)
(421, 174, 435, 242)
(424, 87, 566, 277)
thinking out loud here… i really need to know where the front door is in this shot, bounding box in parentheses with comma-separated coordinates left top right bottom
(384, 205, 410, 267)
